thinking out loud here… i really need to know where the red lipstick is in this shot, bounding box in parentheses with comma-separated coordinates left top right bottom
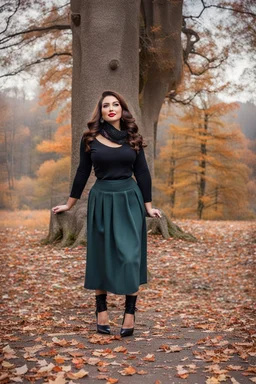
(108, 113, 116, 117)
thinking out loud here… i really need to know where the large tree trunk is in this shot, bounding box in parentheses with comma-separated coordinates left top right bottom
(140, 0, 183, 172)
(45, 0, 191, 246)
(70, 0, 142, 182)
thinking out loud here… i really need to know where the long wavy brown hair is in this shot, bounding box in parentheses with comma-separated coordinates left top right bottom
(82, 90, 146, 153)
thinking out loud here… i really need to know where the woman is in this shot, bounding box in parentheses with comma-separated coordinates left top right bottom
(52, 90, 161, 337)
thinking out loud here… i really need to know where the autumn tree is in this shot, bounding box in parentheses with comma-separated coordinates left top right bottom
(35, 121, 71, 208)
(155, 97, 252, 219)
(0, 91, 61, 209)
(0, 91, 34, 208)
(0, 94, 14, 190)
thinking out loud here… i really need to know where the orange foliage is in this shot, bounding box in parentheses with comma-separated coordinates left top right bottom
(0, 209, 50, 229)
(155, 98, 253, 219)
(37, 124, 71, 156)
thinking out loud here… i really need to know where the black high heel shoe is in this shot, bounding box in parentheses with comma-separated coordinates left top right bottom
(95, 294, 111, 335)
(120, 295, 137, 337)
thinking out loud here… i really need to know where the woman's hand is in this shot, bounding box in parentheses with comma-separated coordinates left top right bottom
(52, 204, 70, 215)
(146, 208, 162, 218)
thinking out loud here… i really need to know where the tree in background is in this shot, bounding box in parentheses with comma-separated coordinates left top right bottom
(0, 94, 14, 190)
(35, 157, 70, 209)
(155, 96, 253, 219)
(0, 92, 59, 209)
(35, 119, 71, 208)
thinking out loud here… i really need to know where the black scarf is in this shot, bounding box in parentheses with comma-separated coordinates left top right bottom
(100, 121, 128, 145)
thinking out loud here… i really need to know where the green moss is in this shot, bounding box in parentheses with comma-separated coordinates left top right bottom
(65, 232, 76, 246)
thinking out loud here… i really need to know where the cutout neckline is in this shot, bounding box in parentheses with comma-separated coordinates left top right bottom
(95, 136, 123, 149)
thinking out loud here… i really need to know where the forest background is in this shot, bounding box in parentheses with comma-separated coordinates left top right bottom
(0, 0, 256, 222)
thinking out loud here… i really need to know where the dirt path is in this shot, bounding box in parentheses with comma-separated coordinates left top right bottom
(0, 220, 255, 383)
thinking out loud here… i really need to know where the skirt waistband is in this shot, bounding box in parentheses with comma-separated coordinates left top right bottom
(92, 177, 137, 192)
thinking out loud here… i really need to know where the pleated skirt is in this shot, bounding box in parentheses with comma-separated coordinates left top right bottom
(84, 177, 147, 294)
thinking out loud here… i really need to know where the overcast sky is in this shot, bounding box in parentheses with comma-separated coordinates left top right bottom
(0, 0, 255, 105)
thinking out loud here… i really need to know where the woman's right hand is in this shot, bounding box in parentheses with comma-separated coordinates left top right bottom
(52, 204, 70, 215)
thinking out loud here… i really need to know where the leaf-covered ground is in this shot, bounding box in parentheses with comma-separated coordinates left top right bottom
(0, 220, 255, 384)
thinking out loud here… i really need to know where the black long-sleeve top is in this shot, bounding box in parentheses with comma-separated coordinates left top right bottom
(70, 136, 152, 203)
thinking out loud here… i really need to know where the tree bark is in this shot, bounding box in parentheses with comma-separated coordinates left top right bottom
(140, 0, 183, 172)
(70, 0, 142, 183)
(197, 112, 208, 219)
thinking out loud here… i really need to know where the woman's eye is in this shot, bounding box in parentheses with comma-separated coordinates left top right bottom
(103, 103, 119, 108)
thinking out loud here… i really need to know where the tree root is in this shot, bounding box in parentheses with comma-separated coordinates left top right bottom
(42, 200, 87, 248)
(42, 203, 196, 247)
(146, 210, 196, 242)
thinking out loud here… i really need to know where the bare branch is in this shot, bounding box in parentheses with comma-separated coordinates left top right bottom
(167, 90, 204, 105)
(191, 51, 216, 63)
(182, 19, 200, 61)
(184, 0, 256, 20)
(184, 53, 227, 76)
(0, 33, 40, 50)
(0, 24, 71, 45)
(203, 3, 256, 18)
(43, 2, 70, 16)
(0, 52, 72, 79)
(0, 0, 21, 35)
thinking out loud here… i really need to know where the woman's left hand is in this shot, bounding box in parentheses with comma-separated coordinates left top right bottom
(146, 208, 162, 218)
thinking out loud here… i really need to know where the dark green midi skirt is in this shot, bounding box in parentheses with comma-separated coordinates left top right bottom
(84, 177, 147, 294)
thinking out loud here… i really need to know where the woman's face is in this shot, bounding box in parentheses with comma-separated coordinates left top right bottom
(101, 95, 122, 125)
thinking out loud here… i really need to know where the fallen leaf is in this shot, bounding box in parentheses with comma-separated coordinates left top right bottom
(98, 367, 109, 372)
(87, 357, 101, 365)
(54, 355, 66, 364)
(106, 378, 119, 384)
(206, 377, 220, 384)
(2, 361, 14, 368)
(113, 346, 127, 353)
(48, 375, 66, 384)
(119, 366, 137, 376)
(62, 365, 72, 372)
(158, 344, 182, 353)
(104, 354, 116, 359)
(52, 337, 68, 346)
(226, 365, 243, 371)
(142, 353, 155, 362)
(24, 344, 45, 354)
(176, 365, 189, 379)
(68, 351, 85, 357)
(66, 369, 89, 379)
(109, 361, 121, 366)
(137, 370, 148, 375)
(37, 359, 48, 366)
(14, 365, 28, 375)
(127, 351, 140, 355)
(205, 364, 228, 374)
(3, 345, 15, 354)
(38, 362, 55, 373)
